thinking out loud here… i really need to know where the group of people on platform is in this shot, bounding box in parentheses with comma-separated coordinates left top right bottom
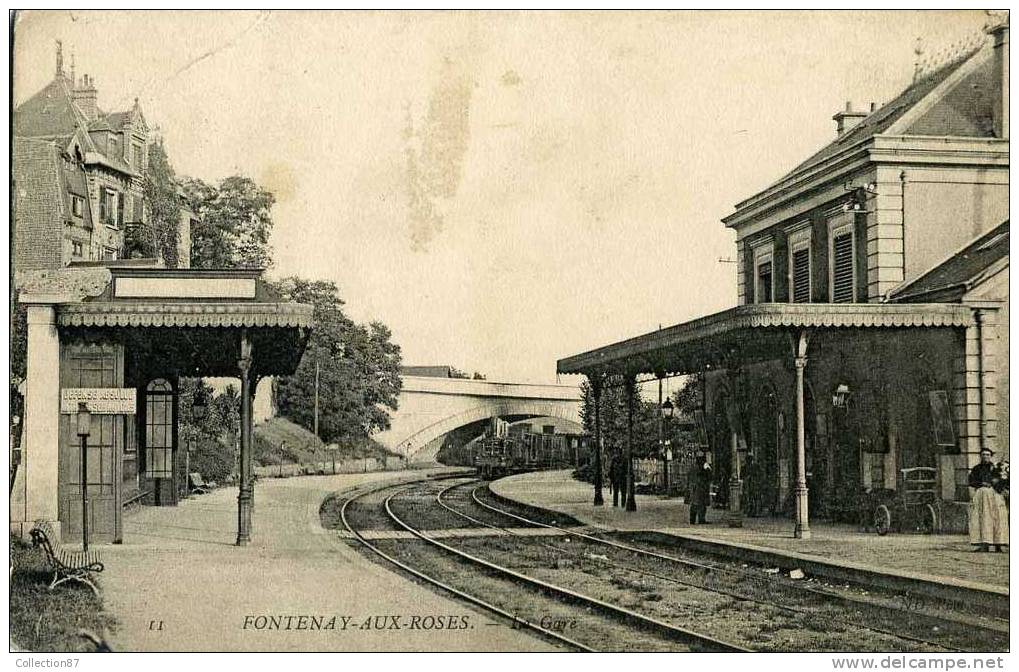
(605, 449, 712, 524)
(600, 445, 1008, 548)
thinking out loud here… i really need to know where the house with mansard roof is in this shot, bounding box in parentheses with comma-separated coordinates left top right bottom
(558, 19, 1009, 536)
(13, 43, 193, 270)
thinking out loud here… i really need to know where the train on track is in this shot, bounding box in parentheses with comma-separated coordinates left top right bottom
(450, 418, 592, 479)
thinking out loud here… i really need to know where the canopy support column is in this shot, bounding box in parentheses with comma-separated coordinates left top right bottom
(794, 329, 812, 540)
(236, 329, 254, 546)
(624, 375, 637, 512)
(727, 429, 743, 527)
(590, 375, 604, 506)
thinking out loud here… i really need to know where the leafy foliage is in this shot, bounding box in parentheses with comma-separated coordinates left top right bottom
(448, 367, 486, 380)
(176, 379, 242, 485)
(182, 175, 275, 269)
(125, 139, 181, 266)
(271, 277, 403, 443)
(672, 373, 704, 417)
(579, 377, 661, 459)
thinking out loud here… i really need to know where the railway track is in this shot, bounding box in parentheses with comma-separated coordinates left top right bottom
(337, 476, 746, 652)
(435, 479, 1008, 653)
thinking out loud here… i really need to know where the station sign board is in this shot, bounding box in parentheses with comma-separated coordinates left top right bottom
(60, 388, 136, 415)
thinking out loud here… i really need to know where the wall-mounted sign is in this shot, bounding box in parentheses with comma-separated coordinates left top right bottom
(927, 390, 956, 448)
(60, 388, 136, 414)
(115, 276, 257, 300)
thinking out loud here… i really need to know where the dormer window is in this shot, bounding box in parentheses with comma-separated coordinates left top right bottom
(749, 237, 775, 304)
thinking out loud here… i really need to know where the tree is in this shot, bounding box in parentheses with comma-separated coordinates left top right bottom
(125, 139, 181, 266)
(672, 373, 704, 417)
(271, 277, 403, 443)
(177, 379, 243, 485)
(182, 175, 275, 269)
(580, 376, 659, 458)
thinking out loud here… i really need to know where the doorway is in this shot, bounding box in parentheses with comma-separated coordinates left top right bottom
(747, 384, 780, 516)
(58, 343, 125, 544)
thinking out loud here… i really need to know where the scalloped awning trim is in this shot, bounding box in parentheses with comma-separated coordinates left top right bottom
(558, 303, 974, 375)
(57, 302, 314, 329)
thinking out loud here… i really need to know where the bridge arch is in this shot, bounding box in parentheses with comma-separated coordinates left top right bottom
(398, 399, 582, 457)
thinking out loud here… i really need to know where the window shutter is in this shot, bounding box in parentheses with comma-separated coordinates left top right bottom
(792, 248, 810, 303)
(757, 261, 773, 302)
(831, 232, 854, 302)
(117, 193, 125, 226)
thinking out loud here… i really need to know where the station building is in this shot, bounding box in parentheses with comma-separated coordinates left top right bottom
(559, 21, 1009, 535)
(10, 265, 313, 545)
(11, 46, 314, 546)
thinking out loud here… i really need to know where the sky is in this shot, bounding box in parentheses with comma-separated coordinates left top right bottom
(12, 10, 992, 386)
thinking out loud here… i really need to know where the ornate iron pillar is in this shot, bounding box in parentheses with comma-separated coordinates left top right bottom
(794, 330, 811, 540)
(591, 375, 604, 506)
(658, 374, 668, 492)
(625, 374, 637, 512)
(727, 429, 743, 527)
(236, 329, 254, 546)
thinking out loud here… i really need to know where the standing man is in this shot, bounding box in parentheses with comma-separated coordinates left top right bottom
(610, 450, 625, 508)
(687, 452, 712, 524)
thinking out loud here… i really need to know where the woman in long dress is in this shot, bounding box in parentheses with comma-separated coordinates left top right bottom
(969, 448, 1009, 552)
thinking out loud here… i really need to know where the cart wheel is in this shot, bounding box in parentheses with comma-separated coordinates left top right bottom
(874, 504, 891, 536)
(920, 504, 938, 535)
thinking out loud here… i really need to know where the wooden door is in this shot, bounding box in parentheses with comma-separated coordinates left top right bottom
(59, 343, 125, 544)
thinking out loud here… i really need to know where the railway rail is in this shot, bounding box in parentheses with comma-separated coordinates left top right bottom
(337, 476, 746, 652)
(444, 479, 1008, 653)
(329, 474, 1007, 652)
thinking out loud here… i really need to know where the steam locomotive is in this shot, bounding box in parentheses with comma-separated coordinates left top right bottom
(471, 418, 591, 479)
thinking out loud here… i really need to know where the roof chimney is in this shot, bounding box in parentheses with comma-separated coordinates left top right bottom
(989, 18, 1009, 139)
(55, 40, 64, 79)
(833, 101, 868, 138)
(73, 74, 99, 121)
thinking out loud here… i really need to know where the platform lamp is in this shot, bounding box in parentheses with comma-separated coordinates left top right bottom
(186, 389, 208, 498)
(660, 397, 675, 492)
(76, 402, 92, 552)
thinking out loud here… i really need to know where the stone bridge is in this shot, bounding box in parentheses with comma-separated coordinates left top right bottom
(373, 376, 583, 460)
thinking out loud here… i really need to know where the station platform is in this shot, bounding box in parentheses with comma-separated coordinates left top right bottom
(489, 470, 1009, 592)
(98, 469, 556, 652)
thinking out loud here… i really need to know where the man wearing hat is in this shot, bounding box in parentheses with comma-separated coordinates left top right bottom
(968, 448, 1009, 552)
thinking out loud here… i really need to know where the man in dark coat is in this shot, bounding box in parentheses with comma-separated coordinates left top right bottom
(687, 453, 712, 524)
(609, 452, 626, 507)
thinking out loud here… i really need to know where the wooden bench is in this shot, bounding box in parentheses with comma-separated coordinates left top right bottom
(29, 522, 104, 596)
(188, 472, 214, 494)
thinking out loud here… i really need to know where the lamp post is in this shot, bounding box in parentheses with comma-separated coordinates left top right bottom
(76, 402, 92, 552)
(591, 376, 604, 506)
(624, 376, 637, 512)
(186, 389, 208, 498)
(660, 397, 674, 493)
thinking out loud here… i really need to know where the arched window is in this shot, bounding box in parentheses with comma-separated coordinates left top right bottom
(145, 379, 174, 478)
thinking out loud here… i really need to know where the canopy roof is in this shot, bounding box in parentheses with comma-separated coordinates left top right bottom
(557, 303, 974, 378)
(30, 266, 314, 378)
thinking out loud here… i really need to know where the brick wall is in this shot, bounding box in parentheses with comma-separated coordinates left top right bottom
(13, 140, 65, 271)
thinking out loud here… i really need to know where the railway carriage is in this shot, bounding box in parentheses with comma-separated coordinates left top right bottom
(474, 418, 590, 478)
